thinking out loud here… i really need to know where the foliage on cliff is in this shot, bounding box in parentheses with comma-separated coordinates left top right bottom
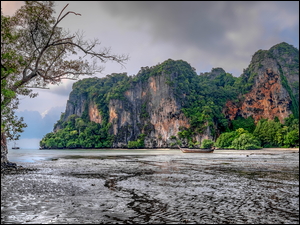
(40, 114, 113, 149)
(215, 114, 299, 149)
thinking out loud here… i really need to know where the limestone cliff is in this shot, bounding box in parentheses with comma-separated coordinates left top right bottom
(223, 42, 299, 123)
(109, 73, 193, 148)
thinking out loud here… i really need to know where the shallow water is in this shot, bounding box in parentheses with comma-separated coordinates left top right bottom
(7, 148, 182, 163)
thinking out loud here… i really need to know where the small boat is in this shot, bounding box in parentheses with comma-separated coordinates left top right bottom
(12, 142, 20, 149)
(178, 146, 214, 153)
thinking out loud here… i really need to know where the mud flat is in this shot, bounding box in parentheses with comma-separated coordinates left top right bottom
(1, 149, 299, 224)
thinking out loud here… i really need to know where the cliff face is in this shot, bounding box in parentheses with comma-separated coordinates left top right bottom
(223, 67, 292, 123)
(54, 42, 298, 148)
(109, 74, 197, 148)
(64, 93, 87, 119)
(53, 92, 87, 132)
(223, 42, 299, 123)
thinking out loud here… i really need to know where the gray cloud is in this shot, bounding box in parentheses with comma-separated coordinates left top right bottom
(47, 80, 76, 97)
(15, 110, 44, 139)
(98, 1, 298, 75)
(3, 1, 299, 77)
(16, 106, 65, 139)
(100, 2, 236, 48)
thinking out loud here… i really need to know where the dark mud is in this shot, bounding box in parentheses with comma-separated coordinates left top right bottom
(1, 149, 299, 224)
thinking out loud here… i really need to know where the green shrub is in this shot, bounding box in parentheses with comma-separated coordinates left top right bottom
(127, 134, 146, 148)
(127, 141, 141, 149)
(215, 131, 238, 148)
(284, 130, 299, 147)
(201, 139, 214, 149)
(231, 133, 261, 150)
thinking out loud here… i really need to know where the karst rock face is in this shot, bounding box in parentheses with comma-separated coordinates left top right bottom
(224, 67, 292, 123)
(54, 42, 298, 148)
(223, 42, 299, 123)
(107, 74, 197, 148)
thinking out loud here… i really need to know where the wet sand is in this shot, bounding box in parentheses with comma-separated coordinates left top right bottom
(1, 149, 299, 224)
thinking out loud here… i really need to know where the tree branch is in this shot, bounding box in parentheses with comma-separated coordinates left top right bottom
(24, 86, 50, 89)
(46, 4, 81, 48)
(50, 41, 128, 65)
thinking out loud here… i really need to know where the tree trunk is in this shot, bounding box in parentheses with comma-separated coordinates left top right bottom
(1, 132, 8, 165)
(1, 132, 16, 171)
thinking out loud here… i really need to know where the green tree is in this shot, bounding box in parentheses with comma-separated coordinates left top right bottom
(236, 128, 248, 136)
(231, 133, 262, 150)
(274, 126, 288, 146)
(284, 130, 299, 147)
(1, 11, 28, 143)
(127, 134, 146, 149)
(45, 138, 57, 149)
(231, 116, 256, 133)
(1, 1, 128, 167)
(284, 114, 299, 131)
(75, 118, 86, 135)
(127, 141, 140, 149)
(201, 139, 214, 149)
(253, 119, 282, 147)
(215, 131, 238, 148)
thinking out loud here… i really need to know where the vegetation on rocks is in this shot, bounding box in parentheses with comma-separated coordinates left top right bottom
(215, 115, 299, 149)
(40, 42, 299, 149)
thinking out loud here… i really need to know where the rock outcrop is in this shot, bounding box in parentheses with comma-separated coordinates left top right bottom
(109, 73, 193, 148)
(223, 42, 299, 123)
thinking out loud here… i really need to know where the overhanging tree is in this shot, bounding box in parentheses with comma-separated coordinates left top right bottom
(1, 1, 129, 168)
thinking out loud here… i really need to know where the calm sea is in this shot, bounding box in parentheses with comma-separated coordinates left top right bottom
(7, 148, 182, 163)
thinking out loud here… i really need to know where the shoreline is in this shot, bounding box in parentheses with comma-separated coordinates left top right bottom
(35, 147, 300, 151)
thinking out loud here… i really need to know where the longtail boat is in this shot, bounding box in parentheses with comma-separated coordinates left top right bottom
(178, 146, 215, 153)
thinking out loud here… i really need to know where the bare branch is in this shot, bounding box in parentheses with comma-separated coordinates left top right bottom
(30, 29, 41, 54)
(45, 3, 80, 49)
(50, 40, 129, 65)
(57, 11, 82, 25)
(44, 48, 66, 77)
(56, 4, 69, 22)
(24, 86, 50, 89)
(51, 36, 75, 45)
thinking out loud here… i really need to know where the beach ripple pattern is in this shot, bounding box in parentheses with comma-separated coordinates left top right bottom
(1, 150, 299, 224)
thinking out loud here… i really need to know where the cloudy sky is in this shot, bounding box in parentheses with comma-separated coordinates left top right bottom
(2, 1, 299, 148)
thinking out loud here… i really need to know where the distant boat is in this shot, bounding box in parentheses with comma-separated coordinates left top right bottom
(12, 142, 20, 149)
(178, 146, 214, 153)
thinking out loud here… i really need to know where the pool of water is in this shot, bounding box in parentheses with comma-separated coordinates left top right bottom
(7, 148, 182, 163)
